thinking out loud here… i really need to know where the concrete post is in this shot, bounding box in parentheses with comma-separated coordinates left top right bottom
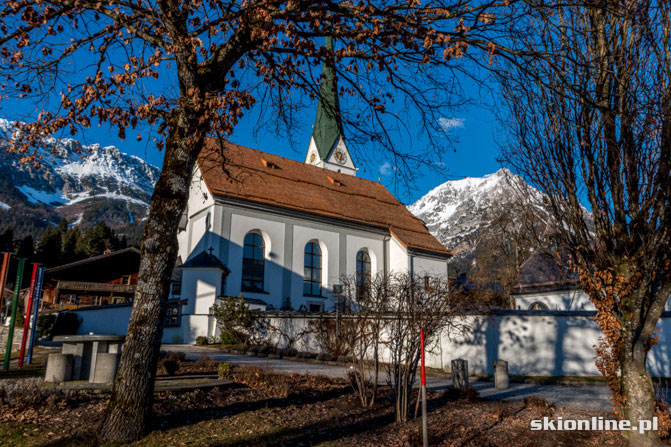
(44, 353, 73, 382)
(494, 360, 509, 389)
(91, 353, 119, 384)
(451, 358, 469, 390)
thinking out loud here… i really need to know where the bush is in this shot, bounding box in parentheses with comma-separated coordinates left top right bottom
(160, 360, 179, 375)
(195, 336, 209, 346)
(219, 329, 236, 345)
(158, 351, 185, 375)
(297, 351, 316, 359)
(441, 386, 479, 402)
(211, 295, 259, 346)
(193, 355, 217, 370)
(247, 346, 260, 354)
(336, 356, 352, 364)
(36, 314, 56, 339)
(316, 353, 335, 362)
(259, 346, 275, 355)
(51, 312, 81, 336)
(280, 347, 298, 357)
(218, 362, 234, 379)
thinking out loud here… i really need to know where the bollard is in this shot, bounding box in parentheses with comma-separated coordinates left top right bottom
(44, 353, 73, 382)
(451, 358, 469, 390)
(91, 353, 119, 384)
(494, 360, 509, 389)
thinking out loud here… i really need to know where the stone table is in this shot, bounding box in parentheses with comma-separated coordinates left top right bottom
(53, 334, 124, 382)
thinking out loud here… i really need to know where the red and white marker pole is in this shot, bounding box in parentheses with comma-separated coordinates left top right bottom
(17, 263, 39, 368)
(421, 328, 428, 447)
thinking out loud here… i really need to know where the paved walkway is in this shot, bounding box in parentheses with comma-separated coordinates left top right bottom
(164, 345, 616, 413)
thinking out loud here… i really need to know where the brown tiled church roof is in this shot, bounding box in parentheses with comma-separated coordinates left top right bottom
(513, 250, 579, 293)
(197, 139, 451, 257)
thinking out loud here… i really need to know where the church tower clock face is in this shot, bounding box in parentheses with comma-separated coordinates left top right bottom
(334, 149, 347, 165)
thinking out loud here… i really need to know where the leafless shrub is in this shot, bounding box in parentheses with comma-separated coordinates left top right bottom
(384, 272, 467, 423)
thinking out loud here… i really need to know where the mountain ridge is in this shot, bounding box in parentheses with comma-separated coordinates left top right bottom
(0, 118, 159, 238)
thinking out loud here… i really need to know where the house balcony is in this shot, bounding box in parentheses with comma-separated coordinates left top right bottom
(56, 280, 136, 295)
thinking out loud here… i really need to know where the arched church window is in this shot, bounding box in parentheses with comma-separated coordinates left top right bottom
(303, 242, 322, 296)
(242, 232, 265, 292)
(356, 250, 371, 298)
(529, 301, 549, 311)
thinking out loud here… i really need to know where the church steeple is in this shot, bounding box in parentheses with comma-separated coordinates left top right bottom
(305, 36, 357, 176)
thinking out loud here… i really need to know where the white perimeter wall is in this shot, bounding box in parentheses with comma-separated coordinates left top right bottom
(263, 312, 671, 377)
(514, 290, 595, 311)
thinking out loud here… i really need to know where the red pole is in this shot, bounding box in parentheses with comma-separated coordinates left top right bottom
(420, 328, 426, 386)
(17, 263, 39, 368)
(0, 252, 10, 320)
(420, 328, 428, 447)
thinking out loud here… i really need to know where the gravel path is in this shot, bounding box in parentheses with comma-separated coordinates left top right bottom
(164, 344, 617, 413)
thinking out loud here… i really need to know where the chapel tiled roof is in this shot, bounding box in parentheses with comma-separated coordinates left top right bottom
(512, 250, 579, 293)
(197, 139, 451, 257)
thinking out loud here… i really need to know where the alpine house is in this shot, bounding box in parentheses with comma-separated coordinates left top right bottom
(166, 37, 451, 344)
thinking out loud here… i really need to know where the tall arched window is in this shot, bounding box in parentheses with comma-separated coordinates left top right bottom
(356, 250, 371, 298)
(242, 232, 265, 292)
(303, 242, 322, 296)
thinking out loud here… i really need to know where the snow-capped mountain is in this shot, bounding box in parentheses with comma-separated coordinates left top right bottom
(409, 168, 549, 268)
(0, 118, 159, 236)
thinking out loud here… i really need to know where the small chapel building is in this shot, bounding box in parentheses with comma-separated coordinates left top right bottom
(162, 38, 451, 344)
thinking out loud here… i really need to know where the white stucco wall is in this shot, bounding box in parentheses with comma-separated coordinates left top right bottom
(411, 254, 449, 277)
(262, 311, 671, 377)
(515, 290, 671, 312)
(179, 166, 215, 262)
(514, 289, 594, 311)
(388, 235, 408, 274)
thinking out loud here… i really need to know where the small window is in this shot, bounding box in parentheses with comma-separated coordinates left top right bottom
(308, 302, 324, 313)
(164, 301, 181, 327)
(242, 232, 265, 293)
(356, 250, 371, 298)
(303, 242, 322, 296)
(529, 301, 549, 311)
(170, 281, 182, 297)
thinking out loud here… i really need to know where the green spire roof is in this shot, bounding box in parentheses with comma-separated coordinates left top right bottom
(312, 36, 344, 160)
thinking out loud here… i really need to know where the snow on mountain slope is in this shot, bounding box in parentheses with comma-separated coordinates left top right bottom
(0, 118, 159, 235)
(408, 168, 548, 259)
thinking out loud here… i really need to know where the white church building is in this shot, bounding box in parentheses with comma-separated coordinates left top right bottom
(159, 40, 450, 344)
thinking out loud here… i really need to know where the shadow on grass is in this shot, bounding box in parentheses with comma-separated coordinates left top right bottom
(211, 410, 396, 447)
(0, 365, 46, 380)
(152, 385, 352, 432)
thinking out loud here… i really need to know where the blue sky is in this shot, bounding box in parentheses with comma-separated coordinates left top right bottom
(0, 66, 504, 206)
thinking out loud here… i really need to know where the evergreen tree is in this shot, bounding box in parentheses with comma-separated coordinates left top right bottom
(16, 234, 34, 259)
(78, 222, 119, 257)
(37, 227, 62, 267)
(61, 227, 82, 264)
(0, 226, 14, 253)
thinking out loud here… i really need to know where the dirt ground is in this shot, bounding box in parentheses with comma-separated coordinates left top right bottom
(0, 359, 634, 447)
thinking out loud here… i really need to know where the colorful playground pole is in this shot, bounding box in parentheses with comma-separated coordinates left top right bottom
(3, 258, 26, 371)
(18, 263, 40, 368)
(0, 252, 10, 320)
(420, 328, 428, 447)
(27, 266, 44, 365)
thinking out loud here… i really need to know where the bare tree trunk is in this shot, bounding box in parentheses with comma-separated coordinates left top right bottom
(99, 110, 204, 442)
(621, 342, 665, 447)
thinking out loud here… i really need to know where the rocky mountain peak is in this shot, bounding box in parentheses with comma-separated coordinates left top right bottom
(0, 118, 160, 238)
